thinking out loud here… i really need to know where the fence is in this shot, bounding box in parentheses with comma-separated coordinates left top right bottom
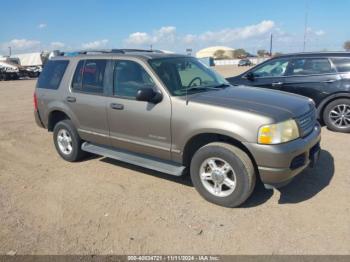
(214, 57, 268, 66)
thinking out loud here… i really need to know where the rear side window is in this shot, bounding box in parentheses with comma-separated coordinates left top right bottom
(286, 58, 335, 76)
(331, 58, 350, 73)
(71, 59, 107, 94)
(37, 60, 69, 89)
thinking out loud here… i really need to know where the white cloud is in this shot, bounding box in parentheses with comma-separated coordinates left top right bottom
(124, 21, 275, 51)
(155, 26, 176, 42)
(82, 39, 109, 49)
(125, 26, 177, 46)
(38, 23, 47, 29)
(183, 34, 196, 44)
(197, 20, 275, 43)
(307, 27, 326, 37)
(125, 32, 153, 45)
(50, 42, 65, 49)
(315, 30, 325, 36)
(1, 39, 41, 52)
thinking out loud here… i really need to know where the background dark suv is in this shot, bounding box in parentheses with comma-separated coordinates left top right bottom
(227, 52, 350, 133)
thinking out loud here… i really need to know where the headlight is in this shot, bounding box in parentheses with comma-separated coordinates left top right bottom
(258, 119, 300, 144)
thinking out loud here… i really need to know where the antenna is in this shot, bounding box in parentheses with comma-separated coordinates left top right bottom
(186, 88, 189, 105)
(303, 0, 309, 52)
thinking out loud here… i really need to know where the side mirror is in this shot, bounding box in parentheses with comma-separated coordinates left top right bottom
(246, 72, 255, 81)
(136, 87, 162, 103)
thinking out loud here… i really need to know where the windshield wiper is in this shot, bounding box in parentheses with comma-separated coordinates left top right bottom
(184, 83, 230, 93)
(184, 86, 220, 93)
(179, 83, 231, 95)
(211, 83, 231, 89)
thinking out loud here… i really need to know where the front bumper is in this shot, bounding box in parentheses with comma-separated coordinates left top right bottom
(243, 123, 321, 188)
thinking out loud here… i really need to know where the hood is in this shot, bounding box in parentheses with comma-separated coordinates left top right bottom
(189, 85, 313, 122)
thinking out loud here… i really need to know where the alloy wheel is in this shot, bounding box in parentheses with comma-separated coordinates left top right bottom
(199, 157, 237, 197)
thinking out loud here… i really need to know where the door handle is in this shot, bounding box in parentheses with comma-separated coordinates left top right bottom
(66, 96, 76, 103)
(272, 82, 283, 87)
(323, 79, 336, 83)
(110, 103, 124, 110)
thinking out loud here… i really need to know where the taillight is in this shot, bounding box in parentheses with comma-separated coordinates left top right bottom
(34, 92, 38, 111)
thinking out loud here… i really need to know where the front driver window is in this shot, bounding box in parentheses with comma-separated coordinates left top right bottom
(113, 60, 155, 98)
(252, 59, 289, 78)
(149, 57, 227, 96)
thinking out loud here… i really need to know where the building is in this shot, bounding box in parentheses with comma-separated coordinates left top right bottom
(196, 46, 235, 59)
(12, 52, 43, 67)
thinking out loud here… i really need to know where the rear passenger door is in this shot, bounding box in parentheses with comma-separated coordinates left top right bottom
(331, 57, 350, 92)
(106, 59, 172, 161)
(67, 59, 109, 145)
(282, 58, 341, 105)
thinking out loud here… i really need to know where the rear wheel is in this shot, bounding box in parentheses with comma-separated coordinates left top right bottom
(323, 98, 350, 133)
(53, 120, 87, 162)
(190, 142, 256, 207)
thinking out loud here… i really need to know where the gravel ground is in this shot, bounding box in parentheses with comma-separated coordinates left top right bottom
(0, 66, 349, 255)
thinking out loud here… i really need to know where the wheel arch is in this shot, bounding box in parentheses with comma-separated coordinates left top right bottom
(182, 133, 258, 172)
(47, 110, 72, 131)
(317, 92, 350, 121)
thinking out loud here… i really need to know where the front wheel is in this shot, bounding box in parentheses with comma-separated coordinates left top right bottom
(53, 120, 87, 162)
(190, 142, 256, 207)
(323, 98, 350, 133)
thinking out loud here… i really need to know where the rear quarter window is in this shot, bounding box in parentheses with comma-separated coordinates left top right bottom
(331, 58, 350, 73)
(37, 60, 69, 89)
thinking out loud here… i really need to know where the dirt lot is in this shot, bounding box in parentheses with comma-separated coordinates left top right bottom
(0, 66, 349, 255)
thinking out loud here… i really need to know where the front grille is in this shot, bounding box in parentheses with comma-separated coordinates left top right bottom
(297, 107, 317, 137)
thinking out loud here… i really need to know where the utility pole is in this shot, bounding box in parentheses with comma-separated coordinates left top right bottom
(150, 44, 153, 51)
(8, 46, 12, 56)
(269, 33, 273, 56)
(303, 1, 309, 52)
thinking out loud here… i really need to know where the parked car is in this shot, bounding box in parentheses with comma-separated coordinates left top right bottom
(0, 63, 20, 80)
(34, 50, 321, 207)
(238, 59, 252, 67)
(227, 52, 350, 133)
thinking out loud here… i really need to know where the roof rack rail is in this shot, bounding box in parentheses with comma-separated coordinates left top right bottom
(60, 49, 165, 57)
(78, 49, 124, 54)
(76, 49, 164, 55)
(117, 49, 164, 53)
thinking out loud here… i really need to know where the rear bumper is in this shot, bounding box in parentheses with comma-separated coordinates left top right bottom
(243, 123, 321, 188)
(34, 110, 45, 128)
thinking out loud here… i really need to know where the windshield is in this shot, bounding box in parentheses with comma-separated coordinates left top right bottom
(149, 57, 229, 96)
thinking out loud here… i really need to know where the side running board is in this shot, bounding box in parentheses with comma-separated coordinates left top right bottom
(81, 142, 185, 176)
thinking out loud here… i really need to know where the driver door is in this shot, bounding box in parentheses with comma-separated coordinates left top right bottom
(243, 58, 290, 90)
(105, 59, 172, 161)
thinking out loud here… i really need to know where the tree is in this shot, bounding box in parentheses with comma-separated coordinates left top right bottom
(213, 49, 227, 60)
(233, 48, 248, 58)
(257, 49, 269, 57)
(273, 52, 283, 57)
(344, 41, 350, 51)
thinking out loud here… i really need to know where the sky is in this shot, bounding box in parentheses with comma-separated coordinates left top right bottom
(1, 0, 349, 56)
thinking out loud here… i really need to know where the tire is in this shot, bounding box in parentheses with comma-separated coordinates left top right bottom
(53, 120, 87, 162)
(190, 142, 256, 208)
(323, 98, 350, 133)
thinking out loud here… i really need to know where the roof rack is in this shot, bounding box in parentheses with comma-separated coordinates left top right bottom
(76, 49, 164, 55)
